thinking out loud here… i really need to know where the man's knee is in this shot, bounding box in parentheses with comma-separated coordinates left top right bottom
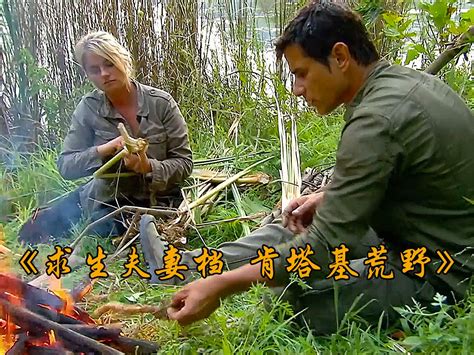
(286, 261, 436, 335)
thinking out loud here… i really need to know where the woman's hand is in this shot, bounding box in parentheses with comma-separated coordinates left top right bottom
(97, 136, 124, 158)
(123, 150, 152, 174)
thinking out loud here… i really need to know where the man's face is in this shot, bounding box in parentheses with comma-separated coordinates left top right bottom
(284, 44, 348, 115)
(83, 52, 127, 93)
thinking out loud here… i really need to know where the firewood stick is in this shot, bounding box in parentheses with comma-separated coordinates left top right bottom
(62, 324, 160, 353)
(29, 206, 178, 287)
(115, 211, 141, 253)
(0, 244, 12, 254)
(61, 324, 121, 339)
(5, 333, 27, 355)
(0, 297, 124, 355)
(110, 336, 160, 354)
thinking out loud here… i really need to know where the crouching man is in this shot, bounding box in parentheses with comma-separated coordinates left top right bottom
(142, 1, 473, 334)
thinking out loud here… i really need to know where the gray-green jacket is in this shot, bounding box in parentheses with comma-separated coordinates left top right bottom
(57, 81, 193, 210)
(274, 61, 474, 298)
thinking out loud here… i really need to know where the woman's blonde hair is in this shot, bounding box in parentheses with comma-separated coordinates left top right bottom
(75, 31, 134, 86)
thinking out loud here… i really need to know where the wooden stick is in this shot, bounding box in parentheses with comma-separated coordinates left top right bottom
(110, 336, 160, 354)
(61, 324, 121, 339)
(110, 233, 141, 261)
(29, 206, 178, 287)
(115, 212, 141, 253)
(425, 26, 474, 75)
(5, 334, 27, 355)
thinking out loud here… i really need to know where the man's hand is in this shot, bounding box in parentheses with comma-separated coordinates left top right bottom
(97, 136, 124, 158)
(123, 150, 152, 174)
(167, 276, 223, 326)
(282, 192, 325, 234)
(167, 263, 270, 326)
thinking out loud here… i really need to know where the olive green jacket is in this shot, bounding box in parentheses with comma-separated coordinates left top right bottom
(57, 81, 193, 209)
(275, 61, 474, 298)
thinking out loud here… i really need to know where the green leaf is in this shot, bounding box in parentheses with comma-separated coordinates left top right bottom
(402, 336, 424, 347)
(382, 12, 401, 27)
(427, 333, 442, 341)
(222, 339, 233, 355)
(463, 197, 474, 205)
(399, 318, 411, 333)
(431, 0, 450, 30)
(431, 0, 448, 19)
(405, 48, 420, 65)
(443, 334, 461, 343)
(125, 291, 145, 303)
(414, 44, 426, 53)
(461, 8, 474, 24)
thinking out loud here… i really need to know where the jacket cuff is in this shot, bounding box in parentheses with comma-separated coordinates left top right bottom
(86, 146, 104, 173)
(148, 158, 167, 191)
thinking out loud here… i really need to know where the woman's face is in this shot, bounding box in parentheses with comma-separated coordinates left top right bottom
(83, 51, 127, 93)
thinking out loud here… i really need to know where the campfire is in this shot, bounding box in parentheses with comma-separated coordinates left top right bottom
(0, 273, 159, 354)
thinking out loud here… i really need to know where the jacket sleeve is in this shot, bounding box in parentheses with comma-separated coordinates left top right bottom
(273, 113, 402, 283)
(148, 97, 193, 192)
(57, 100, 103, 180)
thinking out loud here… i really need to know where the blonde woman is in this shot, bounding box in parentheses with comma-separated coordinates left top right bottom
(19, 31, 193, 244)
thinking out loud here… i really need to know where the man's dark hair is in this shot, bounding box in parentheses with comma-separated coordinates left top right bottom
(275, 1, 379, 67)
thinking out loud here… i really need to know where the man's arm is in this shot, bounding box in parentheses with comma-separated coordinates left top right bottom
(273, 113, 401, 282)
(168, 113, 401, 324)
(167, 263, 271, 325)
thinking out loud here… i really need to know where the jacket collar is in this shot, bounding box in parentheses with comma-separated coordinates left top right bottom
(343, 60, 391, 121)
(97, 79, 150, 118)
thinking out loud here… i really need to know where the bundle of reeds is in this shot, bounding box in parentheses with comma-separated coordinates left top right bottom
(275, 95, 301, 211)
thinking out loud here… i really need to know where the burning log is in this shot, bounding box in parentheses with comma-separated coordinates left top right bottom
(0, 297, 123, 354)
(6, 333, 28, 355)
(56, 323, 121, 340)
(0, 273, 92, 324)
(62, 324, 161, 352)
(109, 336, 161, 354)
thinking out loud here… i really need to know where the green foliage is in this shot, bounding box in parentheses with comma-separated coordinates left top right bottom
(394, 292, 474, 352)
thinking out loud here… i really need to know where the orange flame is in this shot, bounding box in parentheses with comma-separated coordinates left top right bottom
(76, 280, 96, 301)
(0, 225, 12, 272)
(48, 330, 57, 345)
(48, 276, 76, 317)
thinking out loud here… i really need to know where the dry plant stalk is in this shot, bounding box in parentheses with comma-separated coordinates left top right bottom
(275, 94, 301, 210)
(93, 301, 169, 320)
(0, 245, 12, 255)
(0, 225, 13, 259)
(93, 123, 148, 178)
(191, 169, 271, 184)
(184, 156, 273, 211)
